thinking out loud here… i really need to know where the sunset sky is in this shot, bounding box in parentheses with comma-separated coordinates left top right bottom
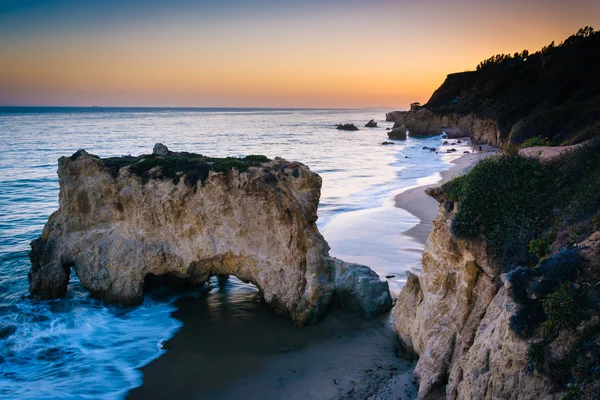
(1, 0, 598, 108)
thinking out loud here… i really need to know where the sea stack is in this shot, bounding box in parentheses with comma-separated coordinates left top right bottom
(28, 145, 392, 325)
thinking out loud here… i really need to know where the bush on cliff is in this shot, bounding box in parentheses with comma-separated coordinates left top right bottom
(445, 138, 600, 270)
(101, 153, 271, 186)
(447, 154, 552, 268)
(540, 282, 585, 337)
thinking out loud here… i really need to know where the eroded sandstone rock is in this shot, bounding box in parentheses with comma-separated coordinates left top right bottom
(385, 110, 501, 145)
(29, 145, 392, 325)
(392, 185, 559, 399)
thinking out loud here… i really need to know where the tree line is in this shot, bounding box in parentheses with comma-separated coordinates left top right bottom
(475, 26, 597, 71)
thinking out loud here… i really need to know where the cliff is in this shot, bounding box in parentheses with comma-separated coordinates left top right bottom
(385, 110, 500, 145)
(29, 145, 392, 325)
(387, 28, 600, 147)
(393, 140, 600, 399)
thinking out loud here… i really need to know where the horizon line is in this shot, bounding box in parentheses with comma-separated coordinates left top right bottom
(0, 105, 405, 111)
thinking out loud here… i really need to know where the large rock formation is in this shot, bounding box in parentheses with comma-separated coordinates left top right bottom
(385, 110, 500, 145)
(29, 145, 391, 325)
(392, 186, 561, 399)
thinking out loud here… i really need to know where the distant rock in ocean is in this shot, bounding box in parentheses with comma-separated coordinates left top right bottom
(365, 119, 378, 128)
(387, 127, 407, 140)
(28, 144, 392, 325)
(336, 123, 359, 131)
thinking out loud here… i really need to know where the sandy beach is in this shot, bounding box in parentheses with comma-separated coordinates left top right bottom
(397, 148, 493, 245)
(128, 147, 491, 400)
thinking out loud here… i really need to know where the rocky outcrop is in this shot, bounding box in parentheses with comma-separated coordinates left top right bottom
(333, 259, 393, 318)
(336, 123, 359, 131)
(385, 110, 501, 145)
(29, 145, 392, 325)
(365, 119, 378, 128)
(392, 186, 559, 399)
(387, 127, 407, 140)
(519, 141, 587, 163)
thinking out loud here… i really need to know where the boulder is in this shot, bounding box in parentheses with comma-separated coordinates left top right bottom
(387, 127, 407, 140)
(333, 259, 392, 318)
(381, 141, 395, 145)
(365, 119, 378, 128)
(152, 143, 170, 156)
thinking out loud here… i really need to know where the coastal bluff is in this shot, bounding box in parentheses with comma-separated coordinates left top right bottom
(392, 186, 557, 399)
(29, 144, 392, 325)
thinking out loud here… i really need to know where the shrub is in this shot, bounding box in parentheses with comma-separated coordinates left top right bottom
(510, 302, 545, 339)
(449, 154, 552, 269)
(529, 232, 555, 259)
(210, 158, 249, 173)
(592, 211, 600, 231)
(541, 283, 584, 337)
(527, 342, 545, 372)
(561, 384, 582, 400)
(537, 250, 583, 283)
(244, 155, 271, 163)
(521, 136, 551, 148)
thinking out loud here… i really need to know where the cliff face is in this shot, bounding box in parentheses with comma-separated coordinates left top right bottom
(392, 189, 559, 399)
(29, 146, 392, 325)
(388, 29, 600, 147)
(385, 110, 501, 145)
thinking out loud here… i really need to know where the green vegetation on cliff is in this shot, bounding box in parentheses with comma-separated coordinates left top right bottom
(424, 27, 600, 146)
(443, 139, 600, 397)
(445, 138, 600, 268)
(101, 153, 271, 186)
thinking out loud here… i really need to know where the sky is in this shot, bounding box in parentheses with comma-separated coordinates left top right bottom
(0, 0, 599, 108)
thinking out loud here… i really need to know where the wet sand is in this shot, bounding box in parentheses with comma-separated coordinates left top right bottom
(397, 148, 493, 245)
(128, 279, 418, 400)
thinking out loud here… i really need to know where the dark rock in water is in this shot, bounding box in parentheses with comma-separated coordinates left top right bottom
(446, 148, 457, 152)
(0, 324, 16, 339)
(405, 156, 409, 158)
(464, 151, 470, 154)
(443, 141, 449, 145)
(423, 146, 430, 150)
(385, 275, 396, 279)
(457, 140, 462, 144)
(388, 127, 407, 140)
(365, 119, 378, 128)
(381, 141, 395, 145)
(336, 123, 359, 131)
(386, 127, 391, 131)
(450, 142, 456, 145)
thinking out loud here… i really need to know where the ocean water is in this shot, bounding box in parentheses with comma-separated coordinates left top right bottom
(0, 107, 468, 399)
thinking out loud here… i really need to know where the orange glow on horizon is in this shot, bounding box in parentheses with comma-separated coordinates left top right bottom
(1, 1, 599, 108)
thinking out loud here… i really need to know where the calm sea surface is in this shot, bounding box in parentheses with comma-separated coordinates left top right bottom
(0, 107, 462, 399)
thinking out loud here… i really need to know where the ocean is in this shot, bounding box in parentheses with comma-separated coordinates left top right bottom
(0, 107, 466, 399)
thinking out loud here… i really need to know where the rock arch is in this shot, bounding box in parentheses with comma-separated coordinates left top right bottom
(29, 146, 391, 324)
